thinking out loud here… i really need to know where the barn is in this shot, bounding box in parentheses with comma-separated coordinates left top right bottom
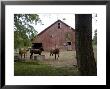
(32, 20, 75, 51)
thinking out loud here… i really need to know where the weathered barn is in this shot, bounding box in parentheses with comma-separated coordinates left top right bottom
(32, 20, 75, 51)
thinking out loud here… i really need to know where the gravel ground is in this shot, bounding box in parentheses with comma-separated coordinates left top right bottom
(41, 51, 77, 67)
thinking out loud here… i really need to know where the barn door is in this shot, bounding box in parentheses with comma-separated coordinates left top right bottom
(67, 42, 72, 51)
(65, 32, 73, 51)
(32, 43, 42, 49)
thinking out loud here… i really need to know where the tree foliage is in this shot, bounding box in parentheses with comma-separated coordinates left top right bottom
(92, 29, 97, 45)
(14, 14, 40, 49)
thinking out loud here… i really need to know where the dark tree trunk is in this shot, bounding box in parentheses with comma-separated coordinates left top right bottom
(75, 14, 97, 76)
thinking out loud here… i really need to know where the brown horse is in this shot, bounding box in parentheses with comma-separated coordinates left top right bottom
(30, 47, 44, 59)
(19, 48, 29, 59)
(50, 48, 59, 60)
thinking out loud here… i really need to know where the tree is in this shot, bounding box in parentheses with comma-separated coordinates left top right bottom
(75, 14, 97, 76)
(92, 29, 97, 45)
(14, 14, 40, 49)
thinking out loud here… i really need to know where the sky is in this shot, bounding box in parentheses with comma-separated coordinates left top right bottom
(33, 13, 97, 38)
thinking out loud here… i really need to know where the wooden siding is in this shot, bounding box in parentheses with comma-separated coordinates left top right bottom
(32, 20, 75, 51)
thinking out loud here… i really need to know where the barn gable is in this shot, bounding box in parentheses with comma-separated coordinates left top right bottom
(37, 20, 75, 36)
(32, 19, 75, 51)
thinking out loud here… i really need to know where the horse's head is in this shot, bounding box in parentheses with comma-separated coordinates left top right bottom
(40, 47, 44, 51)
(26, 48, 30, 51)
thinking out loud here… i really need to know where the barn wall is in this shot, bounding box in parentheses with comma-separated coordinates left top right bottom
(34, 20, 75, 51)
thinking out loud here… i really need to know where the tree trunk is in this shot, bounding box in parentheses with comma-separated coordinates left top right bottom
(75, 14, 97, 76)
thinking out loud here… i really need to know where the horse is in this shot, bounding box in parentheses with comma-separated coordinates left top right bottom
(50, 48, 60, 60)
(19, 48, 29, 60)
(30, 47, 44, 59)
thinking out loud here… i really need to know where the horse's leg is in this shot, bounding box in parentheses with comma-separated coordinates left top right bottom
(58, 53, 59, 57)
(32, 53, 33, 59)
(30, 53, 33, 59)
(55, 54, 56, 60)
(39, 52, 41, 55)
(26, 53, 27, 58)
(24, 54, 25, 59)
(30, 53, 31, 59)
(25, 53, 26, 58)
(21, 54, 22, 60)
(55, 53, 59, 60)
(57, 53, 59, 60)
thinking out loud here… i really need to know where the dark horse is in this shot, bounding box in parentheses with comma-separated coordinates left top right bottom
(30, 47, 44, 59)
(50, 48, 59, 60)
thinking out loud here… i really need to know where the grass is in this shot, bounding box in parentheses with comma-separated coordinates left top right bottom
(14, 61, 79, 76)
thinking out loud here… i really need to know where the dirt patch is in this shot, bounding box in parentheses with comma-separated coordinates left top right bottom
(40, 51, 77, 67)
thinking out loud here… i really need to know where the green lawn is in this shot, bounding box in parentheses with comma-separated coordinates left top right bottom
(14, 61, 79, 76)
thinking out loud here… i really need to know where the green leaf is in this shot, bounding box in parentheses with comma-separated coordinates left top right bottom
(14, 14, 40, 49)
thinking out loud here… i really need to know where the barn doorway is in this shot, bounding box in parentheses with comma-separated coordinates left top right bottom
(67, 42, 72, 51)
(67, 42, 71, 45)
(32, 43, 43, 49)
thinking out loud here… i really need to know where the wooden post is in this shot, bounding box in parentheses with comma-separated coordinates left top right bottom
(75, 14, 97, 76)
(34, 55, 45, 61)
(34, 56, 37, 60)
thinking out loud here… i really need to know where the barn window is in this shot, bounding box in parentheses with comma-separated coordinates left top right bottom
(50, 35, 53, 38)
(58, 22, 61, 29)
(67, 42, 71, 45)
